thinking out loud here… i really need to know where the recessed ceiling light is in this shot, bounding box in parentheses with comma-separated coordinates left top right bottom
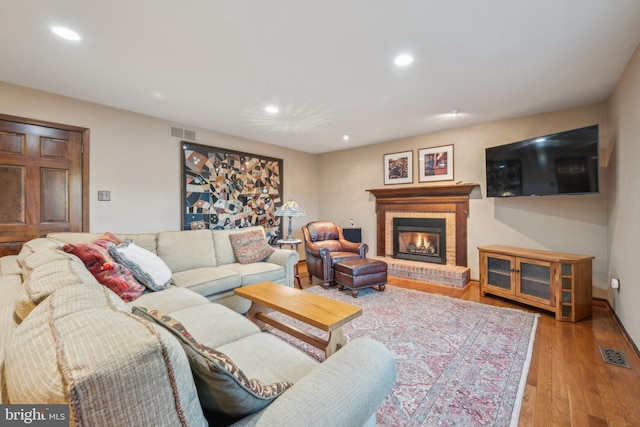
(394, 54, 414, 66)
(265, 105, 279, 114)
(51, 26, 81, 41)
(450, 108, 461, 116)
(342, 134, 351, 141)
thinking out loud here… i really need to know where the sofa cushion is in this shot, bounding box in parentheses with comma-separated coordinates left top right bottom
(62, 242, 146, 302)
(157, 230, 217, 272)
(19, 247, 69, 280)
(16, 238, 61, 267)
(0, 255, 22, 277)
(115, 233, 159, 254)
(171, 267, 242, 297)
(216, 333, 318, 385)
(158, 302, 261, 348)
(15, 258, 101, 320)
(4, 285, 206, 426)
(95, 231, 123, 245)
(128, 286, 210, 314)
(132, 307, 291, 417)
(0, 274, 23, 403)
(229, 228, 275, 264)
(225, 263, 285, 286)
(48, 232, 104, 245)
(108, 240, 172, 291)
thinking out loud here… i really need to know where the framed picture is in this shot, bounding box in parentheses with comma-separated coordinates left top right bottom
(384, 150, 413, 185)
(418, 145, 454, 182)
(181, 142, 284, 241)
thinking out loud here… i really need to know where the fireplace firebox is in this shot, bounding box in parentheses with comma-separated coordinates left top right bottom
(392, 217, 446, 264)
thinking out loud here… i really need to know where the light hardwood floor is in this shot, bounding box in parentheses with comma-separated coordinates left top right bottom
(297, 263, 640, 426)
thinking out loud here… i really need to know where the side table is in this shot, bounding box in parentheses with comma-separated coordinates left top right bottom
(277, 238, 302, 288)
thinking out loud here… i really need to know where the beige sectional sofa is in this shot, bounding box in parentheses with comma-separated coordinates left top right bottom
(0, 227, 396, 427)
(48, 227, 299, 313)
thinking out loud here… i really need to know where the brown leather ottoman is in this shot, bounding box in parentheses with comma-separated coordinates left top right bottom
(334, 258, 387, 298)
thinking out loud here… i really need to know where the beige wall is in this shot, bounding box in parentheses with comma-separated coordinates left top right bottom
(606, 43, 640, 346)
(318, 104, 609, 291)
(3, 73, 637, 344)
(0, 82, 318, 260)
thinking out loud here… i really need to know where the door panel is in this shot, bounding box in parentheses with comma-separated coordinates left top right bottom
(41, 168, 69, 222)
(0, 115, 88, 256)
(0, 165, 25, 223)
(0, 130, 25, 154)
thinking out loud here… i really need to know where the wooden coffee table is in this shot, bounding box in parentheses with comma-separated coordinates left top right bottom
(234, 282, 362, 357)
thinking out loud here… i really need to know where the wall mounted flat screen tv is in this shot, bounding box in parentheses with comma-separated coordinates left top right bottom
(485, 124, 599, 197)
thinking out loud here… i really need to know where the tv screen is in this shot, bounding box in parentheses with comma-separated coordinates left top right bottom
(485, 124, 599, 197)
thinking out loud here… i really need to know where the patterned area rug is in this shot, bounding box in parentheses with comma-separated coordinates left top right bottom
(267, 285, 538, 427)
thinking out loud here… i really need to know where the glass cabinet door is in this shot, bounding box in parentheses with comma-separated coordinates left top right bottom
(517, 259, 552, 305)
(486, 255, 514, 293)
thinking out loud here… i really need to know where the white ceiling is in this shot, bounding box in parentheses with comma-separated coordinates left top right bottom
(2, 1, 640, 154)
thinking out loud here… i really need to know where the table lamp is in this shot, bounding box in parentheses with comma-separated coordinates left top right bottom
(275, 200, 307, 241)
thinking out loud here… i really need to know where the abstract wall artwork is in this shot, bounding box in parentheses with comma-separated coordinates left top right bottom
(182, 142, 283, 240)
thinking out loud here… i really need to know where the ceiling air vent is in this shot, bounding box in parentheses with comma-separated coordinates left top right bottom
(169, 125, 196, 141)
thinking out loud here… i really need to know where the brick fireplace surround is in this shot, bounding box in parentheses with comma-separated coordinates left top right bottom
(367, 184, 478, 288)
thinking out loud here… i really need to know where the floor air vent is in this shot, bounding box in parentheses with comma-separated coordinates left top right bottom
(599, 346, 631, 368)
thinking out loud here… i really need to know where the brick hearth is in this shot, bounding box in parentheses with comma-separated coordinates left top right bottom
(372, 256, 470, 288)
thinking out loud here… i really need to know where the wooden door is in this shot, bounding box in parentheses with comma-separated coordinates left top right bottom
(0, 114, 89, 256)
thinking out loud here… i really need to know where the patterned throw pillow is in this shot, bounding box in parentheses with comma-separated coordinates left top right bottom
(228, 229, 275, 264)
(93, 231, 123, 248)
(62, 242, 145, 302)
(132, 307, 292, 417)
(107, 240, 172, 291)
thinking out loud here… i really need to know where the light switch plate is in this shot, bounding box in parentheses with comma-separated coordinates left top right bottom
(97, 191, 111, 201)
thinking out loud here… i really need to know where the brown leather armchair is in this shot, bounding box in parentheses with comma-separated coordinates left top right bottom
(302, 221, 368, 288)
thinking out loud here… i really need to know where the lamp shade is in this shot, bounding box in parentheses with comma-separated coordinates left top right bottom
(275, 200, 307, 218)
(275, 200, 306, 240)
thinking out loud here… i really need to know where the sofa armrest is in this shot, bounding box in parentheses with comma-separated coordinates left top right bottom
(263, 248, 299, 287)
(240, 337, 396, 427)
